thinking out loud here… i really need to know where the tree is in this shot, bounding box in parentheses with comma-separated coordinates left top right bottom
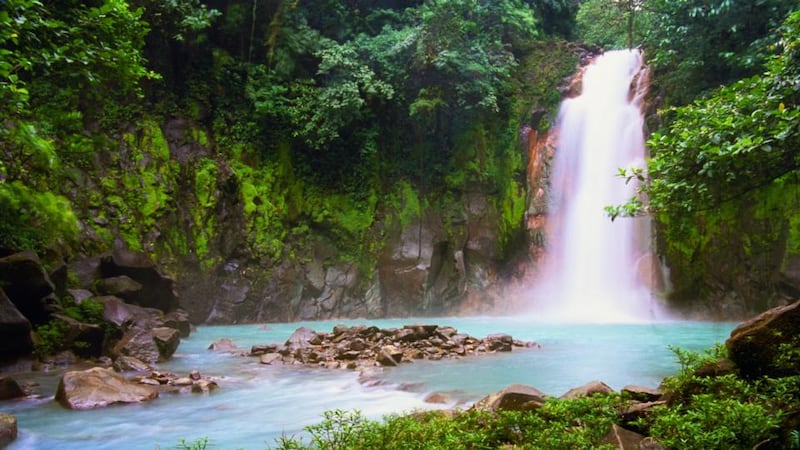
(642, 0, 796, 104)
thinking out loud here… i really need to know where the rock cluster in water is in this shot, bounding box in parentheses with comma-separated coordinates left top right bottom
(241, 324, 539, 370)
(55, 366, 218, 410)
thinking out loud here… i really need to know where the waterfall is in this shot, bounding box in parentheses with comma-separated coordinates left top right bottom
(531, 49, 657, 322)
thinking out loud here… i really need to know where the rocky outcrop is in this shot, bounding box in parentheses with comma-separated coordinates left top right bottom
(0, 251, 57, 325)
(55, 367, 159, 409)
(131, 369, 218, 394)
(0, 413, 17, 448)
(726, 298, 800, 378)
(248, 324, 538, 370)
(173, 186, 515, 324)
(99, 250, 179, 312)
(378, 198, 511, 319)
(0, 377, 25, 400)
(0, 289, 33, 361)
(48, 313, 106, 358)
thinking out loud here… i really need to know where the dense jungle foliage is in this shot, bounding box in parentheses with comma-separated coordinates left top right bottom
(0, 0, 578, 269)
(0, 0, 799, 305)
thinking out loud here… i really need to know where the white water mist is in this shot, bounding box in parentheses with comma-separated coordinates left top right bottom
(532, 49, 657, 322)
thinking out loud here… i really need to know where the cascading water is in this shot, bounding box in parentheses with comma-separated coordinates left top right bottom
(531, 49, 658, 322)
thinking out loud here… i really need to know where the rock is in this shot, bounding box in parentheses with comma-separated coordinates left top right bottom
(67, 288, 95, 304)
(0, 377, 25, 400)
(0, 289, 33, 361)
(95, 295, 162, 328)
(560, 380, 615, 399)
(55, 367, 158, 409)
(284, 327, 319, 349)
(191, 379, 218, 394)
(94, 275, 143, 301)
(0, 413, 17, 448)
(377, 345, 403, 366)
(49, 313, 105, 358)
(600, 424, 646, 450)
(250, 344, 279, 356)
(726, 299, 800, 378)
(472, 384, 548, 412)
(693, 358, 737, 378)
(113, 356, 152, 372)
(640, 437, 666, 450)
(100, 249, 180, 312)
(70, 257, 102, 291)
(619, 401, 666, 432)
(424, 392, 449, 404)
(152, 327, 180, 360)
(171, 377, 193, 386)
(485, 333, 513, 352)
(163, 309, 191, 337)
(112, 329, 160, 364)
(0, 251, 55, 325)
(260, 353, 282, 365)
(48, 260, 68, 299)
(208, 338, 242, 353)
(621, 385, 662, 402)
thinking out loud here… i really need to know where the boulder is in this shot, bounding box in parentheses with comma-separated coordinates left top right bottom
(377, 345, 403, 366)
(619, 401, 667, 429)
(152, 327, 180, 360)
(99, 249, 180, 312)
(0, 377, 25, 400)
(0, 413, 17, 448)
(0, 289, 33, 361)
(726, 299, 800, 378)
(600, 424, 646, 450)
(472, 383, 548, 412)
(93, 276, 143, 301)
(208, 338, 242, 353)
(0, 251, 55, 325)
(621, 385, 662, 402)
(112, 329, 160, 364)
(163, 309, 191, 337)
(560, 380, 615, 399)
(49, 314, 106, 358)
(55, 367, 158, 409)
(284, 327, 319, 350)
(95, 296, 162, 328)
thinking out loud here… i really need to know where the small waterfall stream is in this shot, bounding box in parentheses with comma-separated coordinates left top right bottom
(532, 49, 657, 322)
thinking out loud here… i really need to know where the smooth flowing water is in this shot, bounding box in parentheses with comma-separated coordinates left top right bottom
(3, 317, 734, 449)
(532, 49, 656, 322)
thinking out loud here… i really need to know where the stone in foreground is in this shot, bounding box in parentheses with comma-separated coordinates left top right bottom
(0, 413, 17, 448)
(471, 383, 548, 412)
(56, 367, 158, 410)
(560, 380, 614, 399)
(726, 299, 800, 378)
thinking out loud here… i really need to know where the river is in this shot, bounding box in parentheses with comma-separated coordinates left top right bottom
(2, 316, 734, 449)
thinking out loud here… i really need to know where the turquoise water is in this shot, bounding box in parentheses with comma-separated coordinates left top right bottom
(1, 317, 735, 449)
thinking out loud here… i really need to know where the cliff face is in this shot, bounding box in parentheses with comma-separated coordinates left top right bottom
(59, 117, 524, 324)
